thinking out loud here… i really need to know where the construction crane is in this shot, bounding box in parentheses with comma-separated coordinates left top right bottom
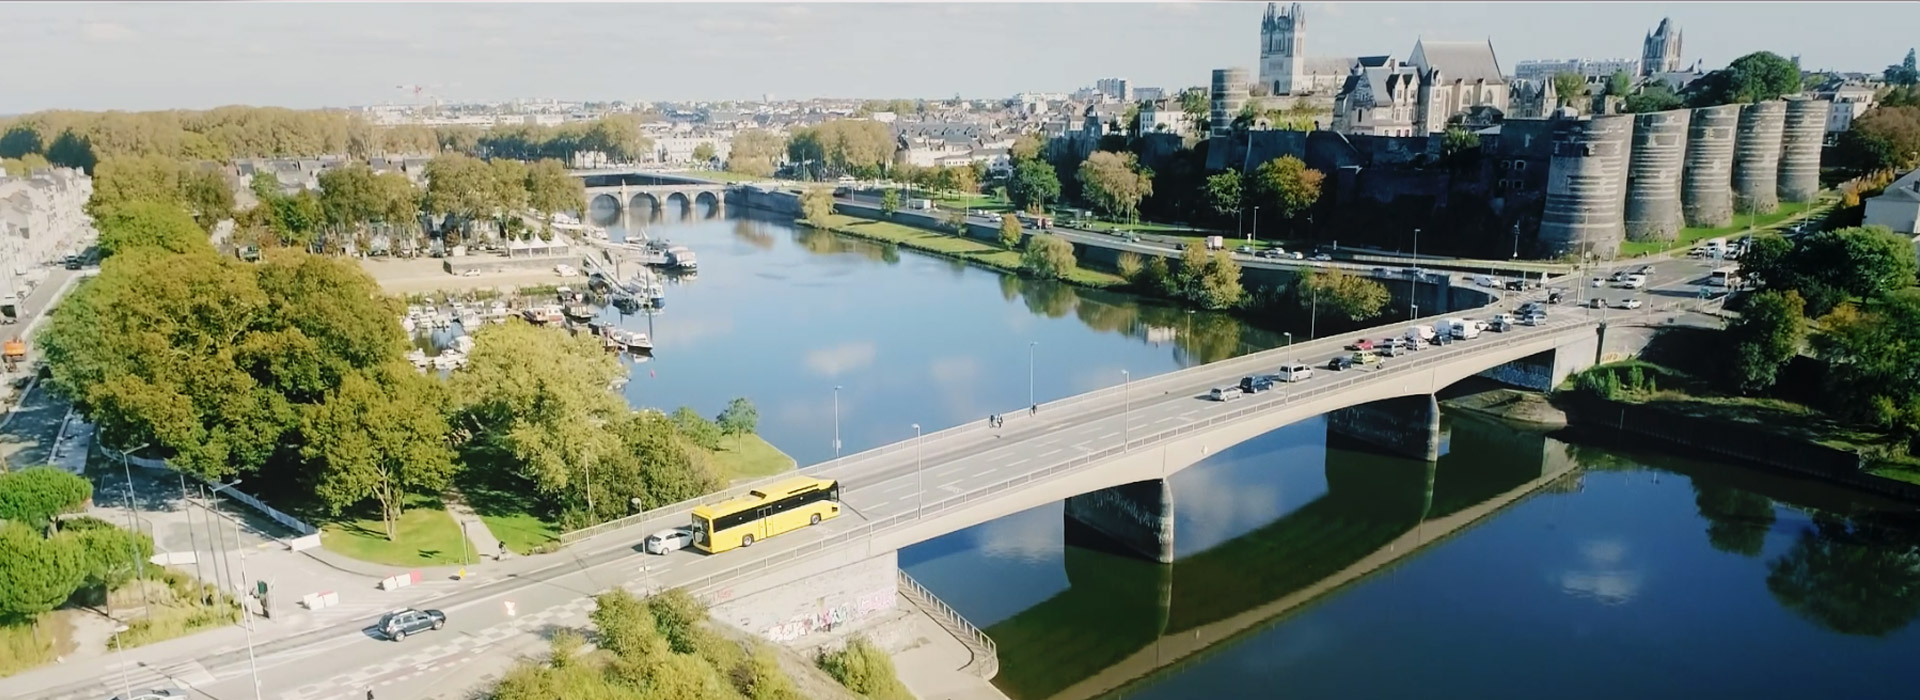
(394, 84, 444, 114)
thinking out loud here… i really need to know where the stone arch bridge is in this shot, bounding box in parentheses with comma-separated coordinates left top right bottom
(584, 182, 728, 218)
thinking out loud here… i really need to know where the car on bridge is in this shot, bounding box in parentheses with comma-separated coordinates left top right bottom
(377, 607, 446, 642)
(1277, 363, 1314, 382)
(1346, 338, 1375, 351)
(1210, 385, 1246, 402)
(1325, 355, 1355, 371)
(644, 527, 694, 554)
(1239, 375, 1274, 394)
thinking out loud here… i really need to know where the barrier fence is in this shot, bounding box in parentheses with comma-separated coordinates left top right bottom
(666, 319, 1600, 602)
(898, 569, 999, 679)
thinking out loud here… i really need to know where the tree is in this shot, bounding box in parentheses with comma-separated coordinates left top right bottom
(799, 187, 835, 227)
(1203, 171, 1244, 223)
(1010, 134, 1045, 163)
(1624, 82, 1687, 114)
(1552, 72, 1591, 108)
(817, 637, 913, 700)
(95, 201, 212, 258)
(589, 588, 666, 661)
(1883, 49, 1919, 87)
(1296, 267, 1390, 321)
(0, 125, 43, 159)
(1835, 103, 1920, 174)
(878, 189, 899, 217)
(0, 467, 93, 529)
(1171, 241, 1245, 310)
(423, 153, 499, 230)
(178, 168, 235, 232)
(1076, 151, 1154, 222)
(691, 142, 717, 166)
(1812, 290, 1920, 437)
(998, 213, 1023, 249)
(0, 522, 85, 620)
(1737, 233, 1796, 290)
(1795, 225, 1919, 310)
(1249, 155, 1324, 224)
(524, 159, 584, 233)
(785, 120, 894, 179)
(670, 407, 723, 451)
(1726, 289, 1806, 393)
(60, 517, 152, 591)
(727, 129, 786, 178)
(1605, 70, 1634, 97)
(1180, 87, 1212, 133)
(301, 367, 457, 540)
(45, 130, 95, 172)
(1007, 159, 1061, 214)
(609, 411, 720, 512)
(715, 398, 758, 437)
(450, 322, 626, 519)
(1441, 127, 1482, 159)
(1687, 51, 1804, 107)
(1020, 234, 1076, 280)
(87, 155, 186, 219)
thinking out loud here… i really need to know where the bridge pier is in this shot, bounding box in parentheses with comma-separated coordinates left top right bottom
(1327, 394, 1448, 462)
(1064, 479, 1175, 564)
(1476, 330, 1602, 391)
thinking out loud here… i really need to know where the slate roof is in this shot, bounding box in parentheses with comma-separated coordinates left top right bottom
(1408, 39, 1505, 83)
(1876, 169, 1920, 203)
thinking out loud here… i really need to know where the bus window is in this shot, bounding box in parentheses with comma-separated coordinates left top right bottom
(690, 516, 710, 547)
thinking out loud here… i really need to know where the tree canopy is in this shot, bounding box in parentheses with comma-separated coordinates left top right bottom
(786, 120, 894, 179)
(1171, 241, 1245, 310)
(95, 200, 214, 258)
(1726, 289, 1806, 393)
(1007, 159, 1062, 214)
(0, 467, 93, 530)
(800, 187, 836, 227)
(1295, 267, 1390, 322)
(1686, 52, 1804, 107)
(1020, 234, 1077, 280)
(1076, 151, 1154, 222)
(727, 129, 786, 178)
(1249, 155, 1324, 222)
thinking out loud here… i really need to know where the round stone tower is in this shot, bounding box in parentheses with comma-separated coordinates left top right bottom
(1681, 104, 1739, 228)
(1778, 98, 1829, 203)
(1624, 109, 1690, 242)
(1539, 114, 1633, 258)
(1732, 101, 1787, 214)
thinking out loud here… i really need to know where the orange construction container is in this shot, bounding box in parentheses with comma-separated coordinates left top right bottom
(3, 339, 25, 359)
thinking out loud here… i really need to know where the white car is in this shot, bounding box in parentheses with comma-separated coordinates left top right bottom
(643, 528, 693, 555)
(1616, 298, 1643, 310)
(1590, 277, 1605, 288)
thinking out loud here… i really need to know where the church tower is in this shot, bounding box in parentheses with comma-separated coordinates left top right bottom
(1259, 3, 1306, 96)
(1640, 18, 1682, 77)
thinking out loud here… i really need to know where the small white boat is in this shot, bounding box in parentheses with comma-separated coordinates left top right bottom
(433, 352, 467, 370)
(458, 311, 481, 328)
(555, 264, 578, 278)
(451, 336, 476, 354)
(520, 304, 564, 325)
(432, 313, 452, 329)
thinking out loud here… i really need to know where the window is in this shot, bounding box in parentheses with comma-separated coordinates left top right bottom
(1514, 161, 1527, 172)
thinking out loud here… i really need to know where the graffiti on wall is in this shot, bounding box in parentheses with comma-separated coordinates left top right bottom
(762, 587, 896, 643)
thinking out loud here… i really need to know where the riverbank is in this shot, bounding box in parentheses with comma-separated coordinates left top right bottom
(806, 214, 1125, 288)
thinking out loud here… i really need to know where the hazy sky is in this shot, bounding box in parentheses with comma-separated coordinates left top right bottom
(4, 2, 1916, 113)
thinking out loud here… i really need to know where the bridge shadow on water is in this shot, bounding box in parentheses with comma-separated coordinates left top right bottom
(984, 414, 1574, 700)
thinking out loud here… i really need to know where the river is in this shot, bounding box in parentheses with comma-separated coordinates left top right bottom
(600, 209, 1920, 699)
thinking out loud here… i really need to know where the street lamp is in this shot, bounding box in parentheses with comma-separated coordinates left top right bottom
(1410, 227, 1422, 315)
(1283, 332, 1293, 348)
(208, 479, 264, 700)
(1028, 341, 1038, 409)
(1252, 207, 1261, 242)
(113, 622, 132, 700)
(832, 385, 843, 459)
(119, 442, 151, 615)
(1121, 370, 1132, 449)
(912, 424, 924, 516)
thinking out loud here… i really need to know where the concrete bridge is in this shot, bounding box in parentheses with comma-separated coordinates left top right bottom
(546, 307, 1606, 659)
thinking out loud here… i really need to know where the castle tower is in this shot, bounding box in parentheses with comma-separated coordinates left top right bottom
(1259, 3, 1306, 96)
(1640, 18, 1682, 77)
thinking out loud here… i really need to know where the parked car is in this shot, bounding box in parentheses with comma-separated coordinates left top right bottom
(1503, 279, 1528, 291)
(1590, 298, 1606, 308)
(1591, 277, 1605, 288)
(1546, 289, 1565, 304)
(1236, 245, 1255, 254)
(644, 528, 693, 555)
(63, 255, 82, 270)
(1210, 385, 1245, 402)
(1310, 253, 1333, 261)
(1256, 249, 1283, 259)
(1636, 265, 1656, 276)
(377, 608, 447, 642)
(1473, 274, 1498, 287)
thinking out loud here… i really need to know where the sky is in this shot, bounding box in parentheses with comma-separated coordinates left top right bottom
(3, 1, 1917, 113)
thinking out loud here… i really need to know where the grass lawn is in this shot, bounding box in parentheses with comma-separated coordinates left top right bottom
(930, 192, 1009, 212)
(713, 433, 798, 483)
(320, 493, 476, 566)
(680, 169, 779, 184)
(0, 614, 74, 678)
(1619, 196, 1834, 257)
(820, 214, 1126, 288)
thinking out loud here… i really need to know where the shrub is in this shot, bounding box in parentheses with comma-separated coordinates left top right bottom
(817, 636, 912, 700)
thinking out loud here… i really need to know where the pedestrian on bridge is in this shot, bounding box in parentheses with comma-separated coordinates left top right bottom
(1030, 403, 1038, 416)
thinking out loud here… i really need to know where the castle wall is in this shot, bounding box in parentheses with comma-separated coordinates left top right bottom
(1681, 104, 1739, 228)
(1778, 99, 1828, 203)
(1732, 101, 1787, 215)
(1623, 109, 1689, 242)
(1538, 114, 1632, 257)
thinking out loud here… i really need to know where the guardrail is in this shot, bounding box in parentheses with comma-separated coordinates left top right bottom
(898, 570, 999, 679)
(671, 319, 1600, 601)
(556, 295, 1589, 548)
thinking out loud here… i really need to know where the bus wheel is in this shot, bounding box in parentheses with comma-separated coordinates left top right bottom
(810, 513, 821, 526)
(742, 534, 755, 548)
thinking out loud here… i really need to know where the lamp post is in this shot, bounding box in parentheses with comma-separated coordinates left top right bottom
(209, 479, 264, 700)
(832, 385, 843, 459)
(1252, 207, 1261, 242)
(179, 472, 204, 584)
(1410, 227, 1421, 315)
(912, 423, 923, 516)
(113, 622, 132, 700)
(1028, 341, 1038, 408)
(1121, 370, 1132, 448)
(120, 442, 151, 615)
(1283, 332, 1292, 348)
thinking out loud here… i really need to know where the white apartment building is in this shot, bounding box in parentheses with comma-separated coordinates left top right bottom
(0, 166, 93, 300)
(654, 134, 734, 165)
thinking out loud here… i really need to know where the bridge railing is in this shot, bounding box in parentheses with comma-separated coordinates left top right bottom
(557, 295, 1586, 547)
(897, 570, 999, 679)
(672, 319, 1600, 599)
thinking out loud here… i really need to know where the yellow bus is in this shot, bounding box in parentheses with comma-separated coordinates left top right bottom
(691, 476, 842, 553)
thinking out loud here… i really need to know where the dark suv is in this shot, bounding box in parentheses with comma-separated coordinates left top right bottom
(377, 608, 446, 641)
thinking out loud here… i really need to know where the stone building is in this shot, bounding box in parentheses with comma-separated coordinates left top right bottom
(0, 166, 92, 300)
(1514, 58, 1641, 85)
(1137, 99, 1194, 138)
(1332, 40, 1509, 136)
(1258, 3, 1362, 97)
(1640, 18, 1684, 77)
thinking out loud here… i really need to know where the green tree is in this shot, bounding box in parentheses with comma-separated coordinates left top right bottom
(590, 588, 666, 661)
(301, 367, 457, 540)
(1605, 70, 1634, 97)
(878, 189, 899, 217)
(423, 153, 498, 231)
(1140, 255, 1173, 296)
(179, 168, 235, 232)
(1020, 233, 1076, 280)
(0, 522, 85, 619)
(450, 322, 626, 519)
(95, 200, 212, 259)
(691, 142, 717, 166)
(1010, 134, 1045, 163)
(1249, 155, 1324, 225)
(1797, 225, 1919, 309)
(737, 646, 803, 700)
(87, 155, 185, 219)
(670, 407, 723, 451)
(1296, 267, 1390, 321)
(45, 130, 95, 172)
(523, 159, 584, 235)
(1835, 103, 1920, 174)
(607, 411, 720, 512)
(1441, 127, 1482, 158)
(1812, 290, 1920, 437)
(1007, 158, 1062, 214)
(1687, 51, 1804, 107)
(1736, 233, 1796, 290)
(998, 213, 1023, 249)
(0, 467, 93, 530)
(715, 398, 758, 437)
(59, 517, 153, 591)
(1076, 151, 1154, 222)
(1886, 48, 1920, 87)
(0, 125, 43, 159)
(1203, 171, 1244, 223)
(1624, 82, 1688, 113)
(727, 129, 786, 178)
(799, 187, 836, 227)
(1726, 289, 1806, 393)
(1170, 241, 1245, 310)
(1552, 72, 1591, 108)
(817, 637, 913, 700)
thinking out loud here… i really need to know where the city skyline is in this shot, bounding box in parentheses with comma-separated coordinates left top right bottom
(2, 2, 1917, 113)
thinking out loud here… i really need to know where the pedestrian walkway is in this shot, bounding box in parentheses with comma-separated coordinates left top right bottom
(441, 488, 505, 564)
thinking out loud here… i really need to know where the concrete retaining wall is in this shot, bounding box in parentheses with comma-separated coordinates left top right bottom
(1064, 479, 1175, 563)
(711, 550, 900, 645)
(1326, 394, 1445, 461)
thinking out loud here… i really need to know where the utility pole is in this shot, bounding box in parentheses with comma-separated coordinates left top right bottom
(211, 480, 265, 700)
(120, 442, 151, 614)
(179, 472, 203, 584)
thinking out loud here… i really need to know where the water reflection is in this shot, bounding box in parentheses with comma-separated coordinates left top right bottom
(1767, 513, 1920, 637)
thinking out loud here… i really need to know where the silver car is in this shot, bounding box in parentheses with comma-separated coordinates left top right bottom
(644, 527, 693, 554)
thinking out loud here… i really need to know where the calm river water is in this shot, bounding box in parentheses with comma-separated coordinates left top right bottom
(602, 209, 1920, 700)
